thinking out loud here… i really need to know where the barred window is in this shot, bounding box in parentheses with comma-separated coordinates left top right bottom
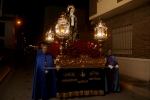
(112, 25, 132, 54)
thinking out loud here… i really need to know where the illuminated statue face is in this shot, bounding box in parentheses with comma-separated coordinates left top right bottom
(70, 9, 74, 15)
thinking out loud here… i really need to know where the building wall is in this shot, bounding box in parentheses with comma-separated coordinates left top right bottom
(104, 4, 150, 80)
(116, 57, 150, 81)
(89, 0, 97, 17)
(103, 3, 150, 59)
(89, 2, 150, 81)
(0, 21, 14, 49)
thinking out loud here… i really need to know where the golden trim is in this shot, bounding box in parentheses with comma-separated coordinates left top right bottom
(92, 90, 99, 95)
(74, 91, 79, 97)
(73, 91, 79, 96)
(57, 90, 104, 98)
(79, 90, 83, 96)
(57, 55, 106, 67)
(63, 72, 75, 77)
(62, 92, 69, 99)
(90, 90, 93, 95)
(89, 78, 101, 80)
(84, 90, 90, 96)
(62, 79, 77, 82)
(80, 70, 86, 77)
(99, 90, 104, 95)
(77, 80, 88, 83)
(68, 92, 73, 97)
(90, 71, 100, 76)
(56, 93, 63, 99)
(72, 91, 75, 96)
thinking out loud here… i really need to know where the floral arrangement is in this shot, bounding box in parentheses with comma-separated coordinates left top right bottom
(48, 41, 60, 58)
(48, 40, 101, 58)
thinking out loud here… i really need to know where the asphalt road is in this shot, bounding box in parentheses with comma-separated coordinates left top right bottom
(0, 56, 149, 100)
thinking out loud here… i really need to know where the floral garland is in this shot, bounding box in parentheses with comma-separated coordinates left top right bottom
(48, 41, 101, 58)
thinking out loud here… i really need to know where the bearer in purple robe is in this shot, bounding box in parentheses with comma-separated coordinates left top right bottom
(32, 44, 56, 100)
(105, 49, 120, 92)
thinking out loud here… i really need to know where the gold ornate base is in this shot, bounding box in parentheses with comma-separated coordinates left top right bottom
(99, 90, 104, 95)
(83, 90, 90, 96)
(90, 90, 99, 95)
(68, 92, 73, 97)
(79, 90, 83, 96)
(73, 91, 79, 96)
(62, 92, 69, 98)
(56, 90, 104, 99)
(56, 93, 62, 99)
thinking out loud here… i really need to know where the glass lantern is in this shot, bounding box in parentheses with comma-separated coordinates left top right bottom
(94, 19, 107, 42)
(45, 29, 54, 43)
(55, 12, 70, 55)
(94, 19, 108, 53)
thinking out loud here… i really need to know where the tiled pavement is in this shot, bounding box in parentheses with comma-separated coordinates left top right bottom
(0, 56, 149, 100)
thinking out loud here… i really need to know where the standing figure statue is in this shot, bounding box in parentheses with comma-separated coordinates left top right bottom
(66, 5, 79, 41)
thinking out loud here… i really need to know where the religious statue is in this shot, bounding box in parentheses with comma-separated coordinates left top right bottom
(66, 5, 78, 41)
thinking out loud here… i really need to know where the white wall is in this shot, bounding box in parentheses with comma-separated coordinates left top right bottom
(0, 21, 14, 49)
(89, 0, 150, 20)
(116, 57, 150, 81)
(5, 21, 13, 48)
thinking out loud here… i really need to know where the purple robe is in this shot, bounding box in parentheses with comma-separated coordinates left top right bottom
(105, 55, 120, 92)
(105, 55, 118, 67)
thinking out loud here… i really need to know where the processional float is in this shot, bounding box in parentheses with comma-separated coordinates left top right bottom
(45, 5, 108, 99)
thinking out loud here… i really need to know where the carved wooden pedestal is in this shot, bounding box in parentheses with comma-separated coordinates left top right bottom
(54, 55, 106, 99)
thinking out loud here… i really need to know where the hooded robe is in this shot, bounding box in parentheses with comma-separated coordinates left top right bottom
(105, 55, 120, 92)
(32, 53, 56, 100)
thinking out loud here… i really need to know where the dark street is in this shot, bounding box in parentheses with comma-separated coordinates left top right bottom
(0, 55, 149, 100)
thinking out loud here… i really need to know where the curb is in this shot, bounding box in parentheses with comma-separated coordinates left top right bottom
(119, 81, 132, 89)
(119, 81, 150, 99)
(0, 67, 11, 82)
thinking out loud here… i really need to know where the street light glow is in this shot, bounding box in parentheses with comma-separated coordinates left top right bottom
(17, 21, 21, 24)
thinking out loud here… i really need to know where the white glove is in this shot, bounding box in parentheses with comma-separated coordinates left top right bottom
(108, 65, 113, 69)
(45, 70, 48, 74)
(115, 65, 119, 69)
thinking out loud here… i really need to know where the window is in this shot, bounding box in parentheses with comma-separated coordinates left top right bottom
(112, 25, 132, 54)
(0, 22, 5, 37)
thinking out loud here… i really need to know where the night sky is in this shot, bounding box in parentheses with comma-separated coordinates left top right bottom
(3, 0, 89, 45)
